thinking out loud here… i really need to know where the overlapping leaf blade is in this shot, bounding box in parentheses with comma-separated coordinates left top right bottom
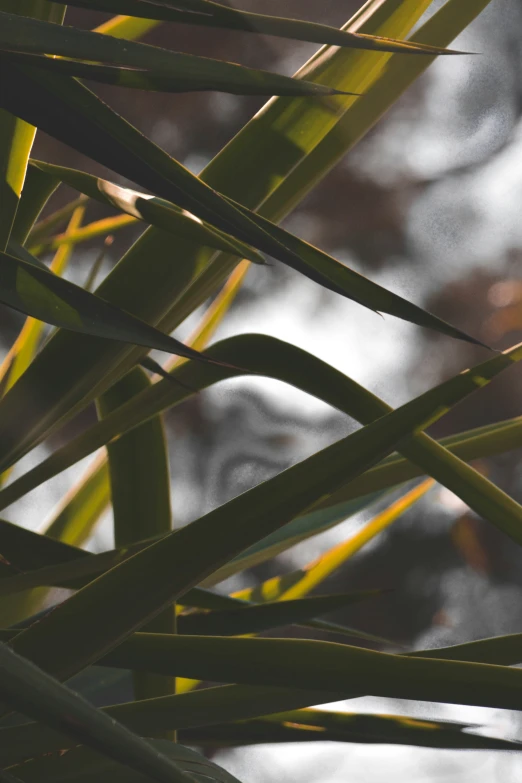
(0, 11, 355, 97)
(30, 159, 481, 344)
(0, 643, 195, 783)
(5, 334, 518, 684)
(3, 740, 243, 782)
(0, 0, 478, 476)
(3, 335, 521, 555)
(1, 691, 518, 766)
(45, 0, 463, 55)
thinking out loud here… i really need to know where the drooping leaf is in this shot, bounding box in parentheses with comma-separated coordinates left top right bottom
(4, 339, 514, 685)
(2, 335, 521, 554)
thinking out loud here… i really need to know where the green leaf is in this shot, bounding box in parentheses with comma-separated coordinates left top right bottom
(3, 48, 344, 103)
(0, 643, 196, 783)
(266, 0, 492, 221)
(29, 159, 480, 344)
(264, 480, 434, 602)
(412, 634, 522, 667)
(5, 337, 515, 685)
(8, 158, 60, 247)
(3, 335, 521, 552)
(168, 0, 493, 347)
(178, 591, 383, 637)
(231, 481, 433, 604)
(0, 247, 243, 364)
(0, 2, 65, 250)
(98, 367, 176, 709)
(202, 492, 387, 588)
(0, 11, 354, 97)
(43, 454, 110, 547)
(0, 519, 229, 618)
(0, 0, 474, 474)
(29, 161, 265, 264)
(1, 205, 86, 398)
(4, 238, 49, 271)
(42, 0, 466, 56)
(4, 741, 243, 783)
(0, 517, 87, 573)
(183, 718, 519, 752)
(7, 629, 522, 716)
(1, 691, 518, 766)
(0, 65, 353, 276)
(0, 114, 36, 251)
(63, 634, 522, 714)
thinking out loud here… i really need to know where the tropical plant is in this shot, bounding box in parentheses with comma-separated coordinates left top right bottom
(0, 1, 520, 781)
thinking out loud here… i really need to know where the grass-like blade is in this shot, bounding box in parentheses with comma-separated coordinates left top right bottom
(0, 11, 352, 97)
(238, 480, 434, 603)
(31, 158, 484, 345)
(43, 453, 110, 547)
(29, 161, 264, 264)
(0, 1, 468, 473)
(0, 643, 196, 783)
(2, 335, 521, 552)
(184, 719, 518, 752)
(46, 0, 465, 56)
(0, 205, 85, 395)
(0, 2, 65, 250)
(1, 693, 517, 766)
(178, 591, 383, 637)
(4, 339, 513, 684)
(0, 247, 242, 366)
(7, 630, 522, 715)
(412, 634, 522, 666)
(3, 741, 243, 783)
(98, 367, 176, 710)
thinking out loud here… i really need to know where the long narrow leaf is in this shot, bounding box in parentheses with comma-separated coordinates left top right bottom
(245, 480, 435, 603)
(0, 204, 85, 394)
(98, 367, 176, 709)
(0, 11, 354, 97)
(29, 161, 264, 263)
(32, 160, 484, 345)
(2, 335, 521, 552)
(1, 693, 517, 766)
(0, 643, 196, 783)
(4, 740, 242, 783)
(0, 2, 65, 249)
(45, 0, 464, 56)
(0, 248, 241, 365)
(4, 338, 515, 684)
(178, 591, 382, 637)
(0, 1, 474, 473)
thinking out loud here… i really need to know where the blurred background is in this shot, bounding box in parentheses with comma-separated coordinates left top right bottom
(2, 0, 522, 780)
